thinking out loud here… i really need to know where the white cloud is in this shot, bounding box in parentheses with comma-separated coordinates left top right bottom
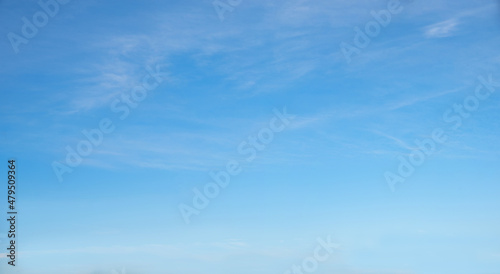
(424, 19, 459, 38)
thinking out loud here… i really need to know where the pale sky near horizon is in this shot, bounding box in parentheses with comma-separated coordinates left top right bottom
(1, 0, 500, 273)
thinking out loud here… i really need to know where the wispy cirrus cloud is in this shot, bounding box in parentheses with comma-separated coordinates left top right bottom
(424, 18, 460, 38)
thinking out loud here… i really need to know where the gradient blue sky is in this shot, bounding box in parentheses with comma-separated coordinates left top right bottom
(1, 0, 500, 273)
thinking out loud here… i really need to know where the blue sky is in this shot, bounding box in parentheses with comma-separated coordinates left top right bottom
(1, 0, 500, 273)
